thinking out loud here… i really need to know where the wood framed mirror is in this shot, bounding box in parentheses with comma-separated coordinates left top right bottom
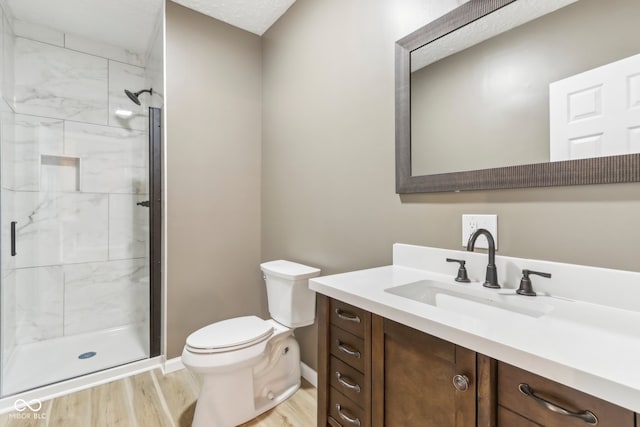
(395, 0, 640, 193)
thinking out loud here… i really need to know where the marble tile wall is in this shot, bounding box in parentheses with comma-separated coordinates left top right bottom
(14, 266, 64, 344)
(2, 270, 15, 366)
(65, 34, 145, 68)
(3, 18, 156, 350)
(2, 3, 14, 109)
(63, 258, 149, 336)
(11, 258, 148, 345)
(109, 194, 150, 260)
(64, 121, 148, 193)
(109, 61, 148, 131)
(146, 10, 165, 110)
(12, 18, 144, 68)
(14, 37, 109, 124)
(0, 4, 13, 251)
(0, 156, 14, 277)
(13, 20, 63, 48)
(0, 3, 16, 369)
(12, 189, 150, 268)
(13, 191, 110, 268)
(12, 114, 64, 191)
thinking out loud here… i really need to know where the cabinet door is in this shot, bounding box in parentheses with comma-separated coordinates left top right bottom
(372, 316, 476, 427)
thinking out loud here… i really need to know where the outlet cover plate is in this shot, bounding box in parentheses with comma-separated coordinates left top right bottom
(462, 214, 498, 250)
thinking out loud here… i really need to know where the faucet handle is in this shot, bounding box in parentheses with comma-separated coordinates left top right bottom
(446, 258, 471, 283)
(517, 269, 552, 296)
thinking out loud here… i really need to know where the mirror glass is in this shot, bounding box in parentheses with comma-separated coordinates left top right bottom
(409, 0, 640, 176)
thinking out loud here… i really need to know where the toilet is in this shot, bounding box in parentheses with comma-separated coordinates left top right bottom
(181, 260, 321, 427)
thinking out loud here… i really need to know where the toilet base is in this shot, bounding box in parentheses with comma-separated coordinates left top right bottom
(253, 381, 300, 417)
(186, 323, 302, 427)
(192, 378, 301, 427)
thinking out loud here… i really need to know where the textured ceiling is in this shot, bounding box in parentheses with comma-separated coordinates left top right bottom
(6, 0, 295, 57)
(7, 0, 162, 54)
(171, 0, 297, 35)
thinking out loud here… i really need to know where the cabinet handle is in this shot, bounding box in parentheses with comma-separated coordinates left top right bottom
(336, 371, 361, 393)
(335, 308, 361, 323)
(452, 374, 470, 392)
(518, 383, 598, 425)
(336, 340, 361, 359)
(336, 403, 361, 426)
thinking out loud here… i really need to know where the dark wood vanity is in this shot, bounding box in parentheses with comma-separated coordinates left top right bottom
(317, 295, 637, 427)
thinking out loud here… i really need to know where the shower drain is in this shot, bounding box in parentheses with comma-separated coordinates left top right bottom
(78, 351, 97, 360)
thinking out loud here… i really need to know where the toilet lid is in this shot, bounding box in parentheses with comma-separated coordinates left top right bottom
(186, 316, 274, 351)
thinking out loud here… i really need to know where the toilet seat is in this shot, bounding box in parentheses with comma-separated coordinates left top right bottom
(186, 316, 274, 354)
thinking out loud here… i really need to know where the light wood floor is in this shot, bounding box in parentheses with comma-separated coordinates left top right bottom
(0, 369, 316, 427)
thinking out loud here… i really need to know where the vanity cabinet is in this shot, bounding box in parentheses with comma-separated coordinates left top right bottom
(317, 295, 637, 427)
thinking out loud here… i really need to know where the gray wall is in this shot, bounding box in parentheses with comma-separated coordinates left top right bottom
(165, 1, 264, 358)
(262, 0, 640, 371)
(411, 0, 640, 175)
(165, 0, 640, 371)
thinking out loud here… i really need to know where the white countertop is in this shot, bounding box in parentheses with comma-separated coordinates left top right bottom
(309, 244, 640, 413)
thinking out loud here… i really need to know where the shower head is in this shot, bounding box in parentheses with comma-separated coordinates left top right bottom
(124, 88, 153, 106)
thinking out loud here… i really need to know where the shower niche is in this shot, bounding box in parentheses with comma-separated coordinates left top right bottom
(40, 155, 81, 192)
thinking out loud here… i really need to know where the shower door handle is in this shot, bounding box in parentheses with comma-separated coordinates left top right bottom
(11, 221, 16, 256)
(136, 200, 151, 208)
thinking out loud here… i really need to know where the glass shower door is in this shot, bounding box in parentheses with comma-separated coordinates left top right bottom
(0, 18, 156, 397)
(1, 115, 152, 396)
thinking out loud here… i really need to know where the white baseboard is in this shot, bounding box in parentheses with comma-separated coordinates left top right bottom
(300, 362, 317, 388)
(162, 356, 185, 374)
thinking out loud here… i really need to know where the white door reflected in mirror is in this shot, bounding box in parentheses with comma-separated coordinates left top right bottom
(550, 52, 640, 161)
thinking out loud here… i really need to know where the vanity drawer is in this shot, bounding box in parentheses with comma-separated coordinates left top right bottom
(329, 387, 369, 427)
(498, 362, 634, 427)
(330, 356, 367, 408)
(330, 299, 367, 338)
(330, 325, 366, 372)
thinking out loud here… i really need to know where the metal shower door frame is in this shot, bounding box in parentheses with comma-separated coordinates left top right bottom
(149, 106, 162, 357)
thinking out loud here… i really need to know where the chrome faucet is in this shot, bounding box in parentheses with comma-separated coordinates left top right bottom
(466, 228, 500, 288)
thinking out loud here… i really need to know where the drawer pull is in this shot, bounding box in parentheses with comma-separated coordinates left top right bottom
(336, 403, 361, 426)
(518, 383, 598, 425)
(336, 340, 361, 359)
(336, 371, 361, 392)
(335, 308, 361, 323)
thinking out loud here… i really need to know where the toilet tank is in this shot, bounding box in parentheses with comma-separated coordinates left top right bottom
(260, 260, 321, 328)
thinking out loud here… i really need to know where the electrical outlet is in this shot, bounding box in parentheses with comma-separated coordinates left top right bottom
(462, 214, 498, 249)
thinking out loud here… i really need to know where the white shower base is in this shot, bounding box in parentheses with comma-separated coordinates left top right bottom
(2, 325, 148, 396)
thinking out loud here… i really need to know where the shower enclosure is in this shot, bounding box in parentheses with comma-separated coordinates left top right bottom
(0, 0, 163, 396)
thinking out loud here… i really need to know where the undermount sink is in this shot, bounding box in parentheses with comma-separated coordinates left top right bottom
(385, 279, 554, 318)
